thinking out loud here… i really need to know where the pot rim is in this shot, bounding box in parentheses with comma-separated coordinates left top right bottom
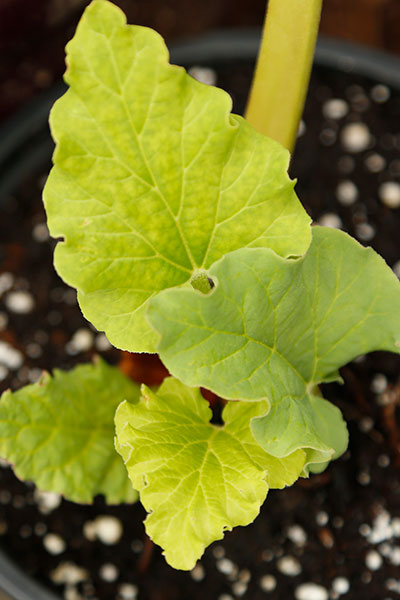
(0, 549, 59, 600)
(1, 31, 400, 185)
(0, 30, 399, 600)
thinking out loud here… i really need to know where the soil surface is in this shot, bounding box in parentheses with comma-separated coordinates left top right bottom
(0, 55, 400, 600)
(0, 0, 266, 124)
(2, 0, 400, 126)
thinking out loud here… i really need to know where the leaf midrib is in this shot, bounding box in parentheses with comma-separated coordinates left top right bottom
(103, 33, 197, 270)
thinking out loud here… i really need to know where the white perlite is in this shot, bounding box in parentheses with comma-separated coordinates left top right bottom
(216, 558, 237, 576)
(213, 545, 225, 559)
(190, 563, 205, 581)
(32, 222, 49, 242)
(259, 574, 277, 592)
(188, 66, 217, 86)
(365, 549, 383, 570)
(341, 122, 371, 153)
(371, 84, 390, 103)
(359, 523, 371, 537)
(316, 511, 329, 527)
(393, 518, 400, 536)
(84, 515, 123, 545)
(332, 516, 344, 529)
(95, 333, 112, 351)
(359, 416, 374, 433)
(231, 581, 248, 597)
(287, 524, 307, 546)
(66, 328, 94, 354)
(0, 341, 23, 370)
(332, 577, 350, 595)
(389, 546, 400, 566)
(336, 180, 358, 205)
(119, 583, 139, 600)
(365, 153, 386, 173)
(43, 533, 66, 555)
(385, 578, 400, 592)
(51, 562, 89, 585)
(99, 563, 119, 582)
(34, 489, 62, 514)
(371, 373, 388, 394)
(64, 586, 84, 600)
(355, 222, 375, 242)
(318, 213, 342, 229)
(377, 454, 390, 468)
(295, 583, 328, 600)
(358, 470, 371, 486)
(323, 98, 348, 120)
(367, 509, 393, 544)
(29, 367, 42, 383)
(379, 543, 392, 558)
(379, 182, 400, 209)
(277, 555, 302, 576)
(238, 569, 251, 583)
(5, 290, 35, 314)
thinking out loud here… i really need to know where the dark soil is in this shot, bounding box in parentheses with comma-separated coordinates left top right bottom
(0, 54, 400, 600)
(0, 0, 266, 124)
(2, 0, 400, 126)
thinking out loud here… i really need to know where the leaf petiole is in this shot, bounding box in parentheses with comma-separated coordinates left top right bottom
(245, 0, 323, 153)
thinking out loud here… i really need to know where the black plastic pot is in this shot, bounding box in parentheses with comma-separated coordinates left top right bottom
(1, 31, 400, 600)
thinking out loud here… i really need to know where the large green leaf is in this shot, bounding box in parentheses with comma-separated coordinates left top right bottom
(43, 0, 311, 353)
(115, 377, 305, 570)
(148, 226, 400, 469)
(0, 359, 139, 504)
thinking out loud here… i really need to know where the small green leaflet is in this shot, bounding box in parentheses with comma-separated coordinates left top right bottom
(115, 377, 305, 570)
(148, 226, 400, 470)
(43, 0, 311, 353)
(0, 359, 139, 504)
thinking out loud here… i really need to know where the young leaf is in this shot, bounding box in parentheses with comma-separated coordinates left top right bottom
(115, 377, 305, 570)
(43, 0, 311, 353)
(0, 359, 139, 504)
(148, 226, 400, 469)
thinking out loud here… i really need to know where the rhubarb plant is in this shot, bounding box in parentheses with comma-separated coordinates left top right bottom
(1, 0, 400, 571)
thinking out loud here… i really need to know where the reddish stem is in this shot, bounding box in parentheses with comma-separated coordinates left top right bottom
(137, 534, 155, 574)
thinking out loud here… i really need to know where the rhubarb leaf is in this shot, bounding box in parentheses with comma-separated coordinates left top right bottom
(0, 359, 139, 503)
(43, 0, 311, 353)
(148, 226, 400, 469)
(115, 377, 305, 570)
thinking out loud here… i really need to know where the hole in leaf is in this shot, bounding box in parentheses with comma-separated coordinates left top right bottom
(207, 277, 215, 289)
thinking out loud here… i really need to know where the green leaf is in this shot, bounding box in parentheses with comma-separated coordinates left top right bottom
(115, 377, 305, 570)
(148, 226, 400, 469)
(0, 359, 139, 504)
(43, 0, 311, 353)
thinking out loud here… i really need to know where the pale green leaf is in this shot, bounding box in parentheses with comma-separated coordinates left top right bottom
(0, 359, 139, 504)
(115, 377, 305, 570)
(43, 0, 311, 353)
(148, 226, 400, 469)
